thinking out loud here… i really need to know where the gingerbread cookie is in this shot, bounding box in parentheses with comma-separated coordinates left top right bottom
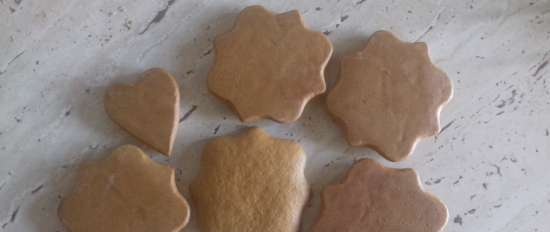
(59, 145, 190, 232)
(327, 31, 452, 161)
(191, 127, 309, 232)
(208, 5, 333, 123)
(105, 68, 180, 156)
(312, 159, 448, 232)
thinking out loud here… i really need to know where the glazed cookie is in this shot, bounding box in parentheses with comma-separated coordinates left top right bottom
(312, 159, 448, 232)
(208, 5, 333, 123)
(59, 145, 190, 232)
(105, 68, 180, 156)
(191, 127, 309, 232)
(327, 31, 452, 161)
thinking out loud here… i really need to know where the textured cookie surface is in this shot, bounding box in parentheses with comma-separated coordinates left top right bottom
(327, 31, 452, 161)
(59, 145, 190, 232)
(191, 127, 309, 232)
(105, 68, 180, 156)
(312, 159, 448, 232)
(208, 5, 333, 123)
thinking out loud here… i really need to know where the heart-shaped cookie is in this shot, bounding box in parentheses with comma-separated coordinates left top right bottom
(105, 68, 180, 156)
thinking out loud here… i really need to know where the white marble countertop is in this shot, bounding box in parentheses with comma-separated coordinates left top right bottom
(1, 0, 550, 231)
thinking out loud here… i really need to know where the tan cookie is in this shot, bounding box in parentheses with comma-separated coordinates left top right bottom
(191, 127, 309, 232)
(312, 159, 448, 232)
(327, 31, 452, 161)
(105, 68, 180, 156)
(208, 5, 333, 123)
(59, 145, 190, 232)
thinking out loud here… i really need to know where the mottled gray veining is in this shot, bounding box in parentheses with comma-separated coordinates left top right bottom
(1, 0, 550, 231)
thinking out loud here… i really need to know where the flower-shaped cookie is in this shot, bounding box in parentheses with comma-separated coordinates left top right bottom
(191, 127, 309, 232)
(208, 5, 333, 123)
(312, 159, 448, 232)
(327, 31, 452, 161)
(59, 145, 190, 232)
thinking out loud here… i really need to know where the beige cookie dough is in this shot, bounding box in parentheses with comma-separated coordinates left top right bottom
(327, 31, 452, 161)
(105, 68, 180, 156)
(312, 159, 448, 232)
(208, 5, 333, 123)
(191, 127, 309, 232)
(58, 145, 190, 232)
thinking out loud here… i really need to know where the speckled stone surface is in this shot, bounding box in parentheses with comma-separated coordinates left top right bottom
(0, 1, 549, 232)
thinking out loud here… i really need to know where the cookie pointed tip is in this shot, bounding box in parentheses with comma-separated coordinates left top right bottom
(372, 30, 398, 39)
(241, 5, 270, 16)
(158, 144, 173, 157)
(277, 9, 304, 27)
(368, 30, 405, 47)
(414, 41, 428, 50)
(373, 30, 392, 36)
(244, 5, 267, 11)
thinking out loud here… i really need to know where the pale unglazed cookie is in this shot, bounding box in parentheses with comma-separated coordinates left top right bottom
(312, 159, 448, 232)
(105, 68, 180, 156)
(191, 127, 309, 232)
(208, 5, 333, 123)
(327, 31, 452, 161)
(59, 145, 190, 232)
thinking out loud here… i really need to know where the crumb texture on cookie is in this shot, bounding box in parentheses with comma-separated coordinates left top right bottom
(105, 68, 180, 156)
(59, 145, 190, 232)
(327, 31, 452, 161)
(312, 159, 448, 232)
(191, 127, 309, 232)
(208, 5, 333, 123)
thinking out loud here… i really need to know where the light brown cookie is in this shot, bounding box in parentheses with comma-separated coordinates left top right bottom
(327, 31, 452, 161)
(105, 68, 180, 156)
(59, 145, 190, 232)
(208, 5, 333, 123)
(191, 127, 309, 232)
(312, 159, 448, 232)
